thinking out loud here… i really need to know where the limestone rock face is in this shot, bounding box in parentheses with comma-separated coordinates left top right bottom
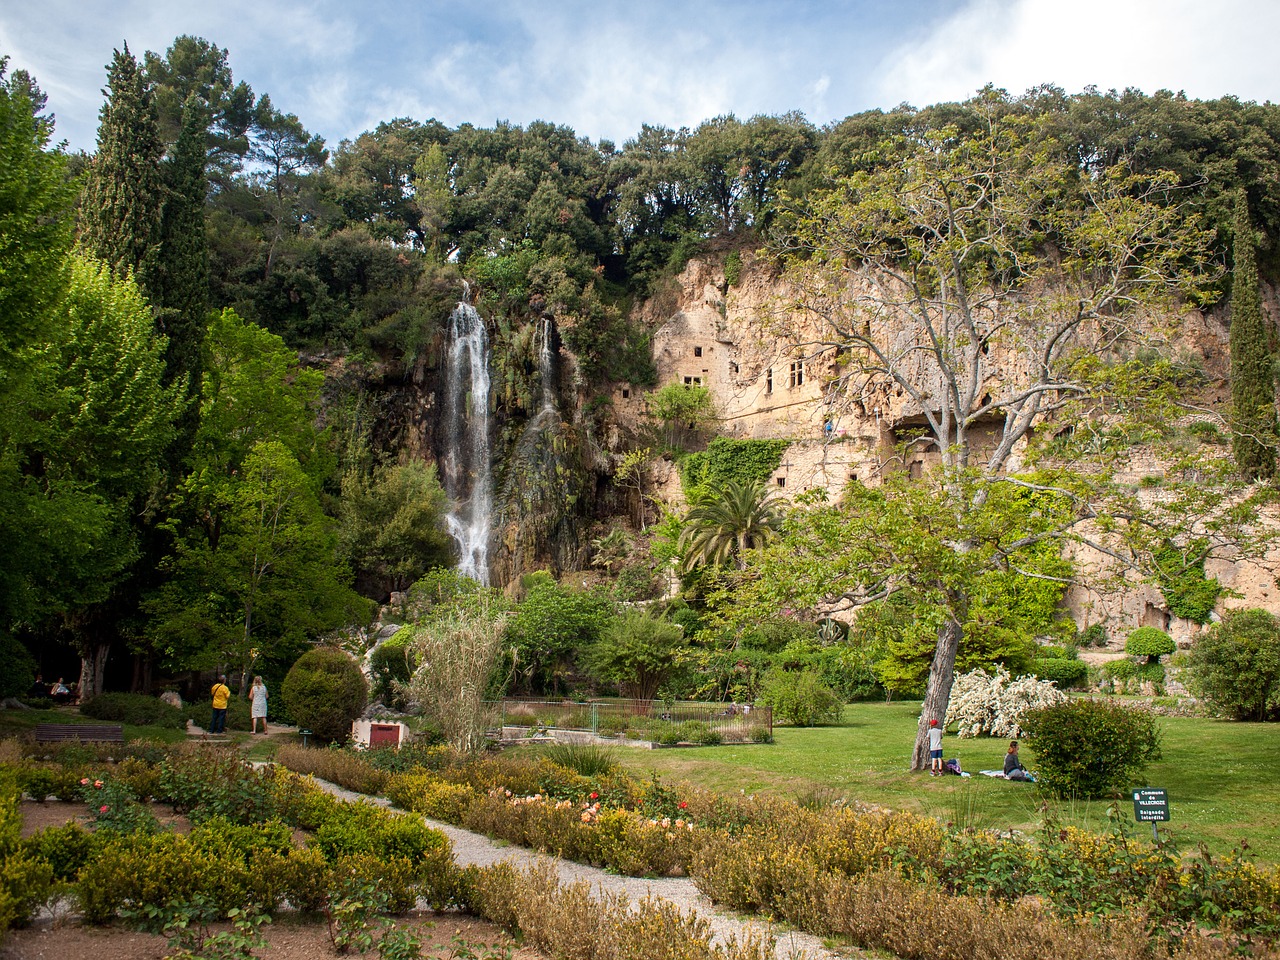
(612, 253, 1278, 633)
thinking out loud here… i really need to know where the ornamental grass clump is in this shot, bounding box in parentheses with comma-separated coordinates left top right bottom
(944, 666, 1066, 738)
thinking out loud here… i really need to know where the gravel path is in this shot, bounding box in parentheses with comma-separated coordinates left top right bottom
(312, 778, 840, 960)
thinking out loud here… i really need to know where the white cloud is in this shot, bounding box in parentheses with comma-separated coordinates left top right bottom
(874, 0, 1280, 108)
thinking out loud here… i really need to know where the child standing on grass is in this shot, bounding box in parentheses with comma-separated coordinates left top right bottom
(928, 718, 944, 776)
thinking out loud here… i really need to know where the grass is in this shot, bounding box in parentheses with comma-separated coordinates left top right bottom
(612, 701, 1280, 862)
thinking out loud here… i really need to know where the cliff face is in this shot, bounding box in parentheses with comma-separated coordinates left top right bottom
(608, 253, 1280, 643)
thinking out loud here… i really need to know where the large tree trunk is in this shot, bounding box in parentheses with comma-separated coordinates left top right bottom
(77, 642, 111, 701)
(910, 616, 963, 771)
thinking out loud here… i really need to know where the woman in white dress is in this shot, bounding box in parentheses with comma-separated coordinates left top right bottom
(250, 675, 269, 734)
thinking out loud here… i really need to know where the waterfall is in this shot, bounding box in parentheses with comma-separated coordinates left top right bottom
(442, 286, 492, 585)
(535, 315, 557, 420)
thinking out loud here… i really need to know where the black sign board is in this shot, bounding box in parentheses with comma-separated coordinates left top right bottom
(1132, 788, 1170, 822)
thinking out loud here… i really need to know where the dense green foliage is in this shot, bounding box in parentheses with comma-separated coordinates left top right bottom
(756, 666, 842, 726)
(1125, 626, 1176, 663)
(1189, 607, 1280, 720)
(1021, 698, 1162, 798)
(78, 45, 164, 300)
(280, 647, 368, 743)
(1153, 540, 1223, 624)
(679, 438, 789, 495)
(1228, 190, 1277, 480)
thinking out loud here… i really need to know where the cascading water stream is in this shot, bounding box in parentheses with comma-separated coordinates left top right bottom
(442, 284, 492, 584)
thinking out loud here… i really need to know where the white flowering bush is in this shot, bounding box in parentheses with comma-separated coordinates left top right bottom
(944, 667, 1067, 738)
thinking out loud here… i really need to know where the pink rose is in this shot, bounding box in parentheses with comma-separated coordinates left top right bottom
(99, 805, 109, 813)
(79, 778, 89, 786)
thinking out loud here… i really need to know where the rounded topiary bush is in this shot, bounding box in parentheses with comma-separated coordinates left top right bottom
(1020, 698, 1161, 798)
(281, 647, 368, 744)
(1125, 626, 1175, 663)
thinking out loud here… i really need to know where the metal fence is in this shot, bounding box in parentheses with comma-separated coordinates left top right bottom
(493, 697, 772, 744)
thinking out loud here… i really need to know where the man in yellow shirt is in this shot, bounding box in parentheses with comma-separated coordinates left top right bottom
(210, 675, 231, 734)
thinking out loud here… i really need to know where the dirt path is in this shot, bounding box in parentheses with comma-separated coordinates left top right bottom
(312, 778, 840, 960)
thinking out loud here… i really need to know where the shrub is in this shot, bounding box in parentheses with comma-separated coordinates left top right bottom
(756, 668, 841, 726)
(386, 771, 476, 824)
(1125, 627, 1176, 663)
(273, 744, 388, 796)
(944, 668, 1066, 738)
(369, 630, 415, 706)
(1020, 698, 1162, 798)
(281, 646, 368, 744)
(1188, 607, 1280, 721)
(79, 692, 185, 729)
(1031, 658, 1089, 689)
(20, 823, 93, 882)
(1080, 623, 1108, 648)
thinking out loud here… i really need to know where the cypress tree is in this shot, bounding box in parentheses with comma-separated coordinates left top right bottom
(79, 45, 164, 302)
(1229, 189, 1277, 481)
(155, 95, 209, 394)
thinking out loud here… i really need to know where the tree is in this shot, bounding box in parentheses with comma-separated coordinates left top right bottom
(26, 258, 183, 697)
(612, 447, 654, 531)
(647, 383, 715, 450)
(337, 459, 454, 599)
(502, 581, 614, 694)
(247, 95, 327, 277)
(679, 479, 782, 573)
(1189, 607, 1280, 721)
(0, 58, 77, 625)
(142, 35, 255, 177)
(149, 439, 366, 685)
(154, 95, 210, 399)
(751, 97, 1212, 769)
(585, 608, 688, 701)
(79, 45, 165, 301)
(1228, 189, 1276, 480)
(146, 309, 358, 681)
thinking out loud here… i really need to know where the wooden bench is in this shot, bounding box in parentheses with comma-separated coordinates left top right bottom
(34, 723, 124, 743)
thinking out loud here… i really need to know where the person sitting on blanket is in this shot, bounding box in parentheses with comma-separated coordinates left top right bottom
(1003, 741, 1029, 780)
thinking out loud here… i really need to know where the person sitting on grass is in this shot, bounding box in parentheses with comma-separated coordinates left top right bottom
(1003, 740, 1029, 780)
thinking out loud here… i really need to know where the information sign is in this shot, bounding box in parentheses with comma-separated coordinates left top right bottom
(1132, 788, 1170, 823)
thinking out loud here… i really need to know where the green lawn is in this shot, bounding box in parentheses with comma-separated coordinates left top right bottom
(611, 701, 1280, 862)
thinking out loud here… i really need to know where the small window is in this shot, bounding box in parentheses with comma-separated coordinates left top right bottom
(694, 346, 703, 357)
(684, 376, 693, 385)
(730, 362, 739, 374)
(683, 376, 702, 386)
(766, 368, 773, 394)
(789, 359, 805, 388)
(621, 389, 630, 399)
(776, 477, 786, 488)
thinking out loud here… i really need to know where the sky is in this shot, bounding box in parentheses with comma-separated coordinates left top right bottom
(3, 0, 1279, 155)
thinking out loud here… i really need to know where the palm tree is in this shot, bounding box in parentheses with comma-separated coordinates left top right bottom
(678, 479, 782, 573)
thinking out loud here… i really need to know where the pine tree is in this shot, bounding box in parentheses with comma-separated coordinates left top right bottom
(1229, 189, 1277, 481)
(79, 44, 164, 301)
